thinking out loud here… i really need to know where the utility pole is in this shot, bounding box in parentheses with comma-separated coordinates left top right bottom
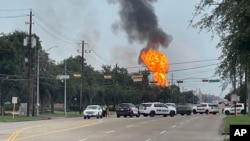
(64, 60, 67, 116)
(27, 10, 33, 117)
(80, 40, 84, 114)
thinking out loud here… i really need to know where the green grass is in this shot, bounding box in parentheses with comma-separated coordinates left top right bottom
(224, 115, 250, 133)
(223, 115, 250, 141)
(0, 111, 82, 122)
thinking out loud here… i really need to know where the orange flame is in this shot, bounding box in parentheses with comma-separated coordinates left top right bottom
(140, 49, 169, 86)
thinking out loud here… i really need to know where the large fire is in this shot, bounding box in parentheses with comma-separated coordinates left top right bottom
(140, 49, 169, 86)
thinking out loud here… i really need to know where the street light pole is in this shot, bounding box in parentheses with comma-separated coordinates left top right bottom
(36, 46, 57, 116)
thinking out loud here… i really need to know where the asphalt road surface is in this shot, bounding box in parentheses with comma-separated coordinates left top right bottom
(0, 113, 226, 141)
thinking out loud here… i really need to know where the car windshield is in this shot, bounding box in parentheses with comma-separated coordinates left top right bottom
(118, 103, 129, 108)
(140, 103, 152, 107)
(86, 105, 98, 110)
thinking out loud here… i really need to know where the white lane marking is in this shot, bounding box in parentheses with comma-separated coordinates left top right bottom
(172, 125, 176, 128)
(78, 138, 88, 141)
(160, 131, 166, 134)
(105, 130, 115, 134)
(126, 124, 134, 128)
(145, 139, 151, 141)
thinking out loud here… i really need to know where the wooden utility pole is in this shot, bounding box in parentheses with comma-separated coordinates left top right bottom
(80, 40, 84, 114)
(27, 9, 33, 117)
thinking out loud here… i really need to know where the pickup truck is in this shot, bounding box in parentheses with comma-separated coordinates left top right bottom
(222, 103, 248, 115)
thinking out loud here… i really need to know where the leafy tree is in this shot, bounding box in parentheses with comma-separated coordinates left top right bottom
(191, 0, 250, 94)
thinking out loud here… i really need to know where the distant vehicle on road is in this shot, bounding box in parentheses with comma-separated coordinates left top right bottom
(116, 103, 140, 118)
(139, 102, 176, 117)
(176, 105, 192, 115)
(83, 105, 103, 119)
(195, 103, 219, 115)
(222, 103, 248, 115)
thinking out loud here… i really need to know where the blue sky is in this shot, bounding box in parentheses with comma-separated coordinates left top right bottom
(0, 0, 231, 98)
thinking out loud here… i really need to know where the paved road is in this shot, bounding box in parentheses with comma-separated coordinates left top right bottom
(0, 113, 226, 141)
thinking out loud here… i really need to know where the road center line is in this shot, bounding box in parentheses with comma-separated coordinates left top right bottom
(78, 138, 88, 141)
(126, 125, 134, 128)
(105, 130, 115, 134)
(160, 131, 166, 134)
(172, 125, 176, 128)
(145, 139, 151, 141)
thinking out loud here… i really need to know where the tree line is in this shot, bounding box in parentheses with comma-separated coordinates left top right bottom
(0, 31, 199, 115)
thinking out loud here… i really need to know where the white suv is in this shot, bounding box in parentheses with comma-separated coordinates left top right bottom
(139, 102, 176, 117)
(195, 103, 219, 115)
(83, 105, 103, 119)
(222, 103, 248, 115)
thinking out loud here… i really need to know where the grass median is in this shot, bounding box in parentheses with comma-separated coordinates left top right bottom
(0, 111, 82, 122)
(223, 115, 250, 141)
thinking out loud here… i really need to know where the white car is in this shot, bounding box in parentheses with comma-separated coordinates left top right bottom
(222, 103, 248, 115)
(83, 105, 103, 119)
(139, 102, 176, 117)
(195, 103, 219, 115)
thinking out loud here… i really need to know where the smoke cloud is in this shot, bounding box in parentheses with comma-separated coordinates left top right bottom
(111, 0, 173, 50)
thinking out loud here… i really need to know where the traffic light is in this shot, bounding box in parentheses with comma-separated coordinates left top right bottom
(177, 80, 183, 83)
(209, 79, 220, 83)
(202, 79, 208, 82)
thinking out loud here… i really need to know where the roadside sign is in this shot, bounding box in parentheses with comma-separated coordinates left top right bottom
(231, 94, 240, 101)
(56, 75, 70, 80)
(12, 97, 18, 104)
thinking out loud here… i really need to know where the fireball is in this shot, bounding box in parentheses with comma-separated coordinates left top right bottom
(140, 49, 169, 86)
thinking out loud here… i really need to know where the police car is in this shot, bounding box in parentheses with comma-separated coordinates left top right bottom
(139, 102, 176, 117)
(196, 103, 219, 115)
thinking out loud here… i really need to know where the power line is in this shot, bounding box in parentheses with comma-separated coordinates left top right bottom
(0, 9, 29, 11)
(169, 63, 219, 72)
(33, 10, 80, 43)
(33, 19, 77, 45)
(0, 15, 27, 18)
(169, 59, 218, 65)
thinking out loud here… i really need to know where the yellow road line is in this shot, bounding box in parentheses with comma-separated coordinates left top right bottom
(5, 125, 42, 141)
(16, 122, 97, 140)
(5, 121, 97, 141)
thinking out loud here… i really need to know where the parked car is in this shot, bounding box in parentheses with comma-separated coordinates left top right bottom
(83, 105, 103, 119)
(139, 102, 176, 117)
(196, 103, 219, 115)
(176, 105, 192, 115)
(222, 103, 248, 115)
(116, 103, 140, 118)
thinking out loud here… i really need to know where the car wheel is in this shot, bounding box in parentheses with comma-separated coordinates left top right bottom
(181, 114, 184, 116)
(84, 116, 86, 119)
(163, 114, 167, 117)
(170, 111, 175, 117)
(136, 113, 140, 117)
(193, 110, 197, 114)
(225, 110, 230, 115)
(124, 115, 127, 118)
(130, 112, 133, 117)
(149, 111, 155, 117)
(117, 115, 120, 118)
(88, 116, 90, 119)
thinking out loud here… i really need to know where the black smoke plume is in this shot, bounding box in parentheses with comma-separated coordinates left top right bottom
(111, 0, 173, 50)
